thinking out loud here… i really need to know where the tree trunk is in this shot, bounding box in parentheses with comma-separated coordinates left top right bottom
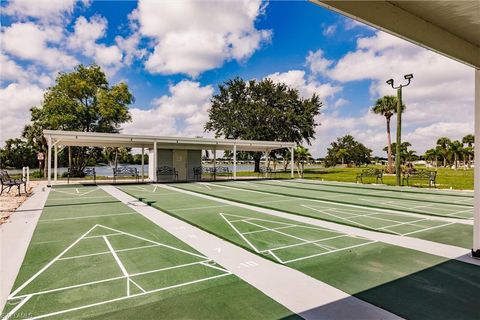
(253, 153, 261, 172)
(454, 154, 457, 170)
(435, 156, 438, 169)
(386, 117, 394, 173)
(283, 159, 289, 172)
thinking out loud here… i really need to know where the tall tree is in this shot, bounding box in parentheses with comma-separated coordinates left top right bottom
(294, 145, 312, 177)
(27, 64, 133, 175)
(205, 77, 322, 172)
(436, 137, 451, 167)
(462, 134, 474, 167)
(372, 95, 405, 174)
(449, 140, 463, 170)
(424, 147, 441, 168)
(325, 135, 372, 167)
(0, 138, 37, 169)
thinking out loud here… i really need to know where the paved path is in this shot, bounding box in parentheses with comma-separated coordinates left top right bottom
(165, 184, 480, 267)
(0, 183, 49, 311)
(101, 185, 400, 320)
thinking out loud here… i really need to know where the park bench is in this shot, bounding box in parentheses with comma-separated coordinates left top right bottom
(0, 170, 28, 196)
(113, 167, 139, 183)
(258, 166, 276, 178)
(193, 167, 203, 181)
(214, 166, 232, 179)
(403, 170, 437, 188)
(67, 167, 96, 184)
(356, 168, 384, 184)
(156, 166, 178, 181)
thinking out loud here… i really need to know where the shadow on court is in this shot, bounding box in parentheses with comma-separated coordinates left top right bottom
(319, 259, 480, 320)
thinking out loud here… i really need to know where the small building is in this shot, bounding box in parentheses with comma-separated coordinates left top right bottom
(43, 130, 296, 184)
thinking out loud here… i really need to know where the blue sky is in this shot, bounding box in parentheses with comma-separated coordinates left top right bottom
(0, 0, 475, 157)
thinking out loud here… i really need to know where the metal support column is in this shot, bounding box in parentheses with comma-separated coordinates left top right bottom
(47, 136, 52, 187)
(291, 146, 294, 178)
(473, 68, 480, 257)
(141, 147, 145, 182)
(213, 148, 217, 181)
(54, 145, 58, 183)
(233, 145, 237, 180)
(153, 141, 158, 182)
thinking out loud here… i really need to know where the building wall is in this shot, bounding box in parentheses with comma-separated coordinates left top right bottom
(155, 148, 201, 181)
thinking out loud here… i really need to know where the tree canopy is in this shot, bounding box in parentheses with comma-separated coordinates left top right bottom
(205, 77, 322, 171)
(325, 135, 372, 167)
(24, 64, 134, 174)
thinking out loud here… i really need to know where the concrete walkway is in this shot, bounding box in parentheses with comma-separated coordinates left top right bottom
(0, 183, 49, 311)
(165, 184, 480, 267)
(101, 185, 400, 320)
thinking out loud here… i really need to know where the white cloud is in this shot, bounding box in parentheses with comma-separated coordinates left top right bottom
(306, 49, 333, 76)
(123, 80, 214, 137)
(68, 16, 123, 73)
(2, 0, 78, 23)
(323, 25, 336, 37)
(0, 83, 44, 144)
(265, 70, 341, 100)
(307, 31, 475, 157)
(1, 22, 78, 69)
(0, 53, 28, 82)
(134, 0, 271, 77)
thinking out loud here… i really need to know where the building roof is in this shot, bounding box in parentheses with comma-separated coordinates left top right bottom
(312, 0, 480, 68)
(43, 130, 296, 152)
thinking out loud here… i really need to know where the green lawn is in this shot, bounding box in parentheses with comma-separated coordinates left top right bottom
(238, 166, 475, 190)
(120, 183, 480, 320)
(3, 185, 295, 319)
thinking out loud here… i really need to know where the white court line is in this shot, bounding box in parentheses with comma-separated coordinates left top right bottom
(39, 212, 135, 222)
(8, 225, 98, 299)
(128, 278, 146, 293)
(260, 235, 348, 253)
(267, 250, 284, 263)
(153, 185, 158, 193)
(402, 222, 455, 236)
(76, 188, 79, 194)
(302, 205, 374, 230)
(59, 244, 163, 261)
(281, 241, 377, 264)
(83, 233, 123, 239)
(104, 236, 129, 276)
(98, 225, 206, 259)
(219, 213, 260, 253)
(170, 204, 232, 212)
(79, 188, 101, 197)
(243, 225, 296, 235)
(12, 260, 212, 299)
(28, 273, 232, 320)
(47, 196, 113, 201)
(377, 218, 432, 230)
(3, 295, 31, 320)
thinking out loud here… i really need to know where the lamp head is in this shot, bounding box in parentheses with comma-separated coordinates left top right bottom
(386, 79, 394, 87)
(404, 74, 413, 80)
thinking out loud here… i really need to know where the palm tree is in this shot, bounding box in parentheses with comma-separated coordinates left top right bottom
(436, 137, 451, 167)
(294, 146, 312, 178)
(372, 96, 405, 174)
(424, 147, 441, 168)
(448, 140, 463, 170)
(462, 134, 474, 167)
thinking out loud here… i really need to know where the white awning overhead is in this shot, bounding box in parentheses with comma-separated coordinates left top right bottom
(312, 0, 480, 68)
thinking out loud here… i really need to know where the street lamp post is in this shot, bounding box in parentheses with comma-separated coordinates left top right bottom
(386, 74, 413, 186)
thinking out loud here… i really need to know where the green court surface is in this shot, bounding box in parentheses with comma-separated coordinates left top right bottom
(219, 180, 474, 219)
(120, 184, 480, 320)
(2, 185, 295, 320)
(172, 182, 473, 248)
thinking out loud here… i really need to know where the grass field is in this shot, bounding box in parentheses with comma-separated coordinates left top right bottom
(2, 185, 296, 319)
(119, 183, 480, 320)
(172, 181, 472, 248)
(238, 166, 475, 190)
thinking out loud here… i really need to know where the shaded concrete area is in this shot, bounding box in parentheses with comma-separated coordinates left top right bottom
(101, 185, 400, 320)
(0, 183, 49, 311)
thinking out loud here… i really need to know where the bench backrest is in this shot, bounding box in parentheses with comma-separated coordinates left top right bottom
(259, 166, 274, 173)
(0, 170, 13, 183)
(113, 167, 138, 176)
(157, 166, 177, 175)
(215, 166, 230, 174)
(406, 170, 436, 179)
(361, 168, 382, 176)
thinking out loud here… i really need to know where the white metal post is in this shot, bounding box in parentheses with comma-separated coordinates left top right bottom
(54, 145, 58, 183)
(233, 144, 237, 180)
(265, 149, 269, 178)
(291, 146, 294, 178)
(473, 68, 480, 255)
(47, 136, 52, 187)
(153, 141, 158, 182)
(141, 147, 145, 182)
(213, 148, 217, 181)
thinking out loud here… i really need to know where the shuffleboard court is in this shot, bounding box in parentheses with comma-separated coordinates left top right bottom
(119, 184, 480, 320)
(172, 182, 472, 249)
(2, 185, 295, 320)
(216, 180, 474, 219)
(259, 179, 474, 206)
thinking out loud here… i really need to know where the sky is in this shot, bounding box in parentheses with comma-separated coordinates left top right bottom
(0, 0, 475, 157)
